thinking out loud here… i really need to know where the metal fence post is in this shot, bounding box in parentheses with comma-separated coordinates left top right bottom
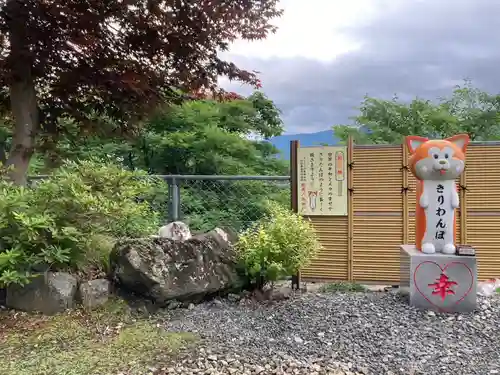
(168, 177, 181, 221)
(290, 140, 301, 290)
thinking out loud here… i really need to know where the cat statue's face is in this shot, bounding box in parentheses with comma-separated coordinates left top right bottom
(407, 134, 469, 181)
(158, 221, 192, 241)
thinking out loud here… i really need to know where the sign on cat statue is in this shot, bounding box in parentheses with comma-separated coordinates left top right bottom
(400, 134, 477, 313)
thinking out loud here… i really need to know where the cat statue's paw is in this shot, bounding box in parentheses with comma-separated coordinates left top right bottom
(442, 243, 456, 255)
(421, 243, 436, 254)
(451, 193, 460, 209)
(419, 195, 429, 209)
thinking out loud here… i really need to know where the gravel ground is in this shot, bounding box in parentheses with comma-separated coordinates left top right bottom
(158, 291, 500, 375)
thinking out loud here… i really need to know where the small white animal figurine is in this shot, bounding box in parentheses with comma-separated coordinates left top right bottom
(158, 221, 192, 241)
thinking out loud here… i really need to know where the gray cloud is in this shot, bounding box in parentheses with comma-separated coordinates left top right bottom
(223, 0, 500, 134)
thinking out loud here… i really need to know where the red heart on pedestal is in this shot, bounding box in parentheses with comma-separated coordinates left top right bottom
(413, 261, 473, 312)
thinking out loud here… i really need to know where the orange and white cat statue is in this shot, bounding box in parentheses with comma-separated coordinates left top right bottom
(406, 134, 470, 254)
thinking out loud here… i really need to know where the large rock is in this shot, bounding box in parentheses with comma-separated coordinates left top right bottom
(6, 272, 78, 315)
(78, 278, 111, 310)
(109, 228, 242, 304)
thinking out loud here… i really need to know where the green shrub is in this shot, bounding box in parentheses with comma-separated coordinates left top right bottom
(0, 159, 161, 286)
(236, 201, 321, 289)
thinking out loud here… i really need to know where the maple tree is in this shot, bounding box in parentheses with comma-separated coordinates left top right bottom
(0, 0, 282, 184)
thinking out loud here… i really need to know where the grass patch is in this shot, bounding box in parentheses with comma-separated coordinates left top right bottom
(319, 281, 368, 293)
(0, 298, 197, 375)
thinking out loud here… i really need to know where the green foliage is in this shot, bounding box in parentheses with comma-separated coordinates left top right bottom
(37, 93, 288, 232)
(334, 81, 500, 145)
(236, 201, 321, 288)
(37, 91, 286, 176)
(0, 159, 160, 286)
(0, 93, 289, 283)
(319, 281, 368, 293)
(0, 298, 197, 375)
(127, 92, 286, 175)
(131, 93, 288, 231)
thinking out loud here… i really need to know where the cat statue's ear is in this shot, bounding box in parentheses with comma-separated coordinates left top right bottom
(445, 133, 470, 152)
(406, 135, 429, 154)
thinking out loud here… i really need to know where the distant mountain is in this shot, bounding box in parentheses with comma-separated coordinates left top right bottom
(268, 130, 339, 159)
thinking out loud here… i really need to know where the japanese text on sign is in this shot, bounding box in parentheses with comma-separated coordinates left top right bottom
(296, 146, 348, 216)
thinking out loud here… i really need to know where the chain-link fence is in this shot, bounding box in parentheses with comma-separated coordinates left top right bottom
(27, 174, 291, 235)
(163, 175, 291, 234)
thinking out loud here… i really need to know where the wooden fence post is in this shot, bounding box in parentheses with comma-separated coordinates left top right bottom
(347, 136, 354, 282)
(402, 142, 409, 245)
(460, 163, 468, 245)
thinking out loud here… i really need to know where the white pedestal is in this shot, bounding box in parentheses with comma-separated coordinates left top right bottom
(400, 244, 477, 313)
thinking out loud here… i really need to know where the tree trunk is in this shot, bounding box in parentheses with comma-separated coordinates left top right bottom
(0, 142, 7, 165)
(6, 78, 38, 185)
(5, 0, 39, 186)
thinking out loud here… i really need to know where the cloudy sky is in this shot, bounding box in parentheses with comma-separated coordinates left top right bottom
(220, 0, 500, 135)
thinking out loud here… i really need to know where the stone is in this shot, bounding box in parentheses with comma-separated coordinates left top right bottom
(227, 293, 242, 303)
(397, 287, 410, 297)
(78, 278, 110, 310)
(400, 244, 477, 312)
(162, 291, 500, 375)
(6, 272, 78, 315)
(0, 287, 5, 307)
(167, 300, 182, 310)
(110, 228, 242, 304)
(251, 286, 292, 302)
(211, 299, 223, 307)
(271, 286, 292, 301)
